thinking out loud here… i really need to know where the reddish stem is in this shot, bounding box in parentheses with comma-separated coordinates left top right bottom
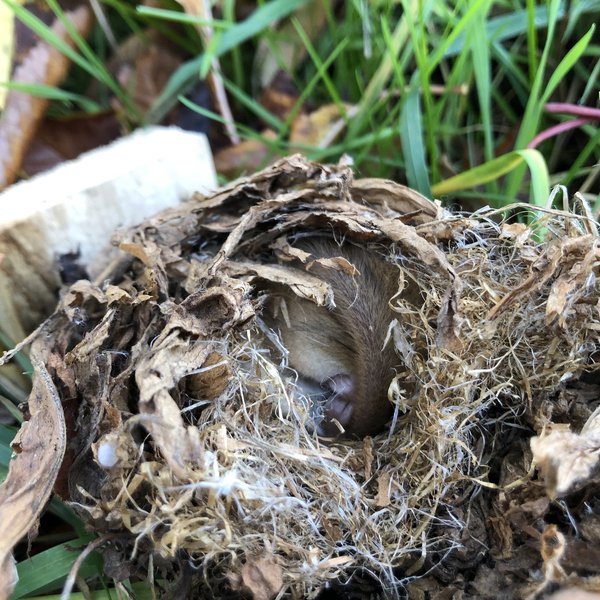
(545, 102, 600, 120)
(528, 117, 593, 149)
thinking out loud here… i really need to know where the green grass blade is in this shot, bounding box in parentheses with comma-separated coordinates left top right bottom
(468, 1, 494, 166)
(178, 96, 284, 157)
(0, 331, 32, 378)
(11, 536, 101, 599)
(47, 497, 89, 538)
(0, 424, 16, 469)
(400, 87, 431, 197)
(432, 149, 549, 207)
(407, 0, 438, 182)
(564, 126, 600, 186)
(380, 15, 406, 92)
(23, 581, 159, 600)
(2, 0, 99, 82)
(425, 0, 488, 77)
(309, 127, 396, 160)
(541, 24, 595, 104)
(490, 41, 529, 104)
(0, 395, 22, 423)
(292, 17, 346, 117)
(444, 0, 596, 60)
(279, 38, 349, 144)
(2, 0, 141, 120)
(526, 0, 538, 83)
(0, 82, 101, 112)
(346, 2, 415, 139)
(135, 6, 231, 29)
(222, 79, 284, 131)
(516, 149, 551, 207)
(0, 375, 28, 405)
(504, 0, 559, 198)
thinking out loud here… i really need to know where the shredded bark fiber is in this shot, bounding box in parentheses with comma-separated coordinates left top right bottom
(17, 156, 600, 598)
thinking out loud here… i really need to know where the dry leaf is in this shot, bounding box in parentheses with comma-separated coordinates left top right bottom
(352, 178, 439, 223)
(214, 130, 278, 179)
(0, 5, 94, 189)
(238, 554, 284, 600)
(22, 111, 121, 177)
(258, 71, 299, 122)
(531, 415, 600, 498)
(112, 35, 182, 116)
(546, 239, 600, 327)
(290, 103, 357, 148)
(0, 361, 66, 599)
(500, 222, 531, 246)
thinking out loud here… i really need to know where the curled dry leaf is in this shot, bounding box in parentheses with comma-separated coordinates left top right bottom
(0, 361, 66, 599)
(531, 409, 600, 498)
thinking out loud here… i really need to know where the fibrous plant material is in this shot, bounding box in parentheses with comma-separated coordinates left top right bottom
(2, 156, 600, 599)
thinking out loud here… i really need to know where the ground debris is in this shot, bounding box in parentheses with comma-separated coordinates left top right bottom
(3, 155, 600, 598)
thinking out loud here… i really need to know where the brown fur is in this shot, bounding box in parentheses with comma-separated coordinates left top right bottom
(265, 239, 406, 438)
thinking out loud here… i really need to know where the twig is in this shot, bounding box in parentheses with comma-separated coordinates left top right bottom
(179, 0, 240, 145)
(60, 534, 121, 600)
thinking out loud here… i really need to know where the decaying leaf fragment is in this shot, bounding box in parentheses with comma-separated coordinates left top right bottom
(229, 554, 284, 600)
(531, 408, 600, 498)
(0, 361, 66, 600)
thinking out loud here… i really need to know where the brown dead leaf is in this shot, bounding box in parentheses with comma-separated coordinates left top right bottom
(238, 554, 284, 600)
(112, 35, 182, 117)
(135, 285, 254, 478)
(500, 222, 532, 246)
(258, 71, 299, 122)
(222, 260, 334, 307)
(546, 240, 600, 327)
(0, 361, 66, 599)
(183, 352, 231, 400)
(21, 111, 121, 177)
(352, 178, 439, 223)
(135, 333, 208, 479)
(0, 5, 94, 190)
(214, 130, 278, 179)
(290, 103, 357, 148)
(488, 235, 596, 322)
(436, 280, 464, 353)
(531, 415, 600, 498)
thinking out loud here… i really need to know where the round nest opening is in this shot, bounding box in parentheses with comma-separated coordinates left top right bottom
(29, 156, 600, 598)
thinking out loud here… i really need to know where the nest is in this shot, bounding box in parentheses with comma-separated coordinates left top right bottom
(22, 156, 600, 598)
